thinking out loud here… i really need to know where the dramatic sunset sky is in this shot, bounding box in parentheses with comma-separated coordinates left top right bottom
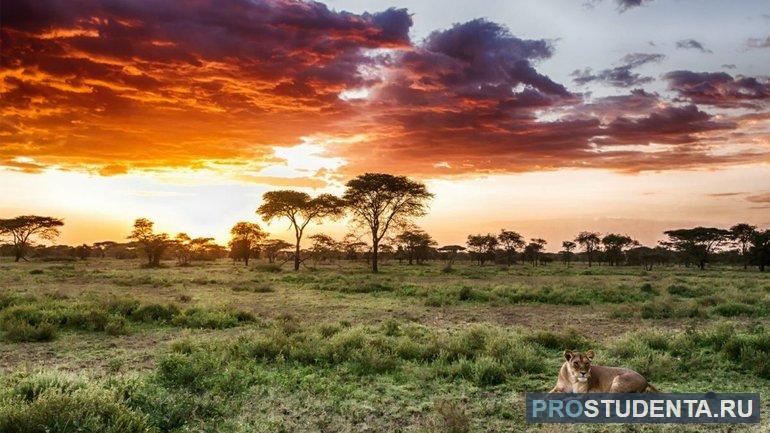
(1, 0, 769, 248)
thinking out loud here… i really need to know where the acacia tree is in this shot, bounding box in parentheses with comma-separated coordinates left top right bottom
(438, 245, 466, 268)
(731, 223, 757, 270)
(0, 215, 64, 262)
(308, 233, 339, 263)
(127, 218, 171, 267)
(229, 222, 267, 266)
(575, 231, 601, 267)
(343, 173, 433, 273)
(663, 227, 731, 270)
(601, 234, 637, 266)
(561, 240, 576, 266)
(498, 229, 525, 265)
(174, 233, 192, 265)
(257, 190, 344, 271)
(466, 234, 498, 265)
(523, 238, 547, 266)
(749, 230, 770, 272)
(260, 238, 293, 264)
(396, 228, 436, 265)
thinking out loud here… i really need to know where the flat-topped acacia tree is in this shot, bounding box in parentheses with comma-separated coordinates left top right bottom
(257, 190, 344, 271)
(0, 215, 63, 262)
(343, 173, 433, 273)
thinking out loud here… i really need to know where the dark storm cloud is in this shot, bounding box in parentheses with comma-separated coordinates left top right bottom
(572, 53, 664, 87)
(676, 39, 713, 53)
(746, 36, 770, 49)
(664, 70, 770, 109)
(616, 0, 654, 12)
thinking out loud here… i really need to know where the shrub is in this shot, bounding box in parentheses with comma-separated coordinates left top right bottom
(255, 264, 282, 273)
(424, 399, 470, 433)
(105, 316, 129, 336)
(232, 283, 274, 293)
(130, 304, 179, 323)
(524, 328, 588, 350)
(2, 319, 57, 342)
(172, 308, 243, 329)
(472, 356, 508, 386)
(65, 308, 109, 332)
(666, 284, 705, 298)
(0, 387, 152, 433)
(712, 302, 758, 317)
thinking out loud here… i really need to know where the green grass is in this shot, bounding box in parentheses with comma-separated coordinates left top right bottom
(0, 258, 769, 432)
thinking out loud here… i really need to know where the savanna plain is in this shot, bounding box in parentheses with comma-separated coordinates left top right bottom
(1, 258, 769, 432)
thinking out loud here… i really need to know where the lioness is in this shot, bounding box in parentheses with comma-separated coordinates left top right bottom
(549, 350, 657, 393)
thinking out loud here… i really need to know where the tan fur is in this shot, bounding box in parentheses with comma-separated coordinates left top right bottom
(549, 350, 658, 393)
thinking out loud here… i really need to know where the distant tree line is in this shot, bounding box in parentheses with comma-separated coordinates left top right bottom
(1, 173, 769, 272)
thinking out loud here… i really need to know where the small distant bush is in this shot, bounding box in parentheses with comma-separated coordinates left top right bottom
(0, 387, 152, 433)
(232, 283, 274, 293)
(105, 316, 129, 336)
(130, 304, 180, 323)
(1, 319, 57, 343)
(712, 302, 758, 317)
(255, 264, 282, 273)
(424, 399, 470, 433)
(667, 284, 705, 298)
(29, 269, 44, 275)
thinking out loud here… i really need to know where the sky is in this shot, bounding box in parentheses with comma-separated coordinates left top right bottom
(1, 0, 769, 249)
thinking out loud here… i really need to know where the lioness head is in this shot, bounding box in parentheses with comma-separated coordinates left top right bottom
(564, 349, 595, 382)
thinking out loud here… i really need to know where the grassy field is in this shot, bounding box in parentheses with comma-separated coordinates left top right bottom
(1, 258, 769, 432)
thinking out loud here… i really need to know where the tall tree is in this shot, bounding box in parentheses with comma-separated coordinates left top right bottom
(561, 240, 576, 267)
(0, 215, 64, 262)
(601, 234, 637, 266)
(396, 228, 436, 265)
(730, 223, 757, 270)
(257, 190, 344, 271)
(523, 238, 547, 266)
(498, 229, 525, 265)
(466, 234, 498, 265)
(127, 218, 171, 267)
(343, 173, 433, 273)
(260, 238, 293, 264)
(174, 232, 192, 265)
(575, 231, 601, 267)
(229, 222, 267, 266)
(663, 227, 731, 270)
(748, 230, 770, 272)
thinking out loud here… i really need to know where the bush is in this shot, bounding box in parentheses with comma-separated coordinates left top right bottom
(712, 302, 758, 317)
(130, 304, 179, 323)
(105, 316, 129, 336)
(2, 319, 57, 342)
(524, 328, 588, 350)
(667, 284, 706, 298)
(0, 387, 152, 433)
(232, 283, 274, 293)
(172, 308, 256, 329)
(424, 399, 470, 433)
(472, 356, 508, 385)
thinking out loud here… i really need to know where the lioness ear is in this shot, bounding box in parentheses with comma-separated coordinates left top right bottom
(585, 349, 595, 360)
(564, 350, 573, 361)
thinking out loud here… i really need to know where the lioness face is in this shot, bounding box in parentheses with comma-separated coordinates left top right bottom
(564, 350, 595, 382)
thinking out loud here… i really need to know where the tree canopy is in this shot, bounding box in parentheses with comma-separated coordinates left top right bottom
(257, 190, 344, 270)
(343, 173, 433, 272)
(0, 215, 63, 262)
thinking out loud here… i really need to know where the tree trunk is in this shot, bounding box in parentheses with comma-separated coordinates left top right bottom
(371, 239, 379, 273)
(294, 241, 300, 271)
